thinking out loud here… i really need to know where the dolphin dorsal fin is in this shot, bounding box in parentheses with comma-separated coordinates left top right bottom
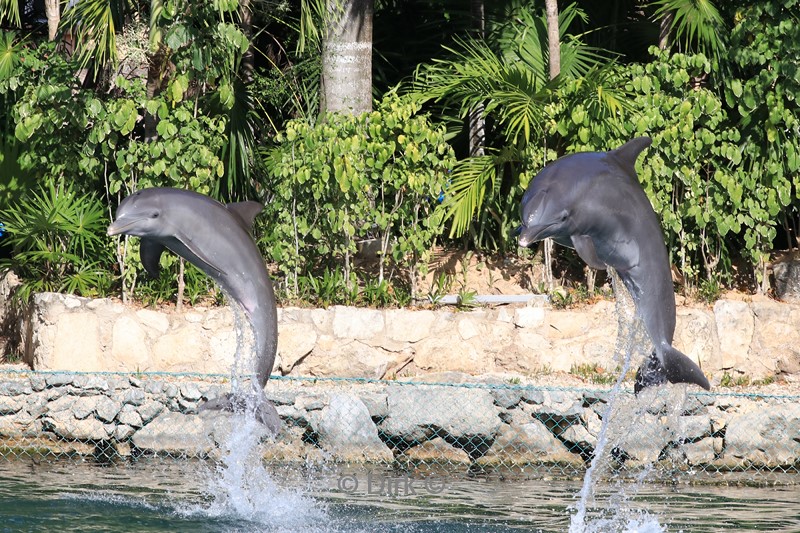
(226, 201, 264, 230)
(611, 137, 652, 171)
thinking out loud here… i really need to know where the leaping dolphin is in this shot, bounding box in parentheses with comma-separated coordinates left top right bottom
(518, 137, 710, 393)
(107, 187, 281, 433)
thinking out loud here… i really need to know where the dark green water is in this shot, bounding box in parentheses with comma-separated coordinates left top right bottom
(0, 460, 797, 532)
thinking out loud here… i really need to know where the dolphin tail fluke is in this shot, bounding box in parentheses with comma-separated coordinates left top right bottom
(199, 391, 282, 436)
(634, 345, 711, 394)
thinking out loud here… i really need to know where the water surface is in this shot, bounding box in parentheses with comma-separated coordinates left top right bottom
(0, 460, 797, 532)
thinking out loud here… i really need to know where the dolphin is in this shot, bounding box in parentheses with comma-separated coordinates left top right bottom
(518, 137, 710, 393)
(107, 187, 281, 433)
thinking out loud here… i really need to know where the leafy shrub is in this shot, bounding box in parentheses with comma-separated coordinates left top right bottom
(0, 180, 115, 302)
(262, 92, 456, 301)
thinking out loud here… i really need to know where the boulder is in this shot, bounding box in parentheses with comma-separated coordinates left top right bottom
(479, 409, 579, 466)
(380, 384, 502, 443)
(724, 405, 800, 466)
(403, 437, 471, 463)
(131, 411, 214, 456)
(773, 252, 800, 303)
(42, 411, 108, 440)
(312, 393, 392, 463)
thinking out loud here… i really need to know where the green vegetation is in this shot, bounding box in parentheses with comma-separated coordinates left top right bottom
(0, 180, 114, 302)
(569, 363, 619, 386)
(0, 1, 796, 308)
(719, 372, 777, 388)
(262, 92, 456, 302)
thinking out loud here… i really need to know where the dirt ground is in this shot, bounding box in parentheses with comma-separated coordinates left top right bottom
(416, 245, 614, 302)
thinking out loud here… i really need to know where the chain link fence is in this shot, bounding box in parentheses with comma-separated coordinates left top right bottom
(0, 369, 797, 484)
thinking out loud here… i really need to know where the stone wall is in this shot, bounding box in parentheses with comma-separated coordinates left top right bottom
(0, 372, 797, 471)
(6, 289, 800, 383)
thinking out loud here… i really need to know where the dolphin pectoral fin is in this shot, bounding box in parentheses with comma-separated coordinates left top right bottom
(570, 235, 607, 270)
(635, 346, 711, 394)
(198, 392, 282, 436)
(140, 239, 165, 278)
(175, 237, 227, 278)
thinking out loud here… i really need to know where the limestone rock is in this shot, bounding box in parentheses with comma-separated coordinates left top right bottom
(278, 323, 317, 373)
(724, 405, 800, 466)
(380, 384, 502, 443)
(43, 411, 108, 440)
(513, 307, 545, 329)
(131, 411, 214, 456)
(773, 253, 800, 303)
(607, 412, 670, 466)
(0, 381, 32, 396)
(713, 300, 754, 372)
(403, 437, 471, 463)
(385, 309, 434, 343)
(95, 396, 122, 423)
(680, 437, 716, 465)
(331, 306, 385, 340)
(312, 393, 392, 463)
(118, 404, 144, 428)
(480, 418, 579, 466)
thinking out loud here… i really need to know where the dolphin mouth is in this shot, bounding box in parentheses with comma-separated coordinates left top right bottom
(518, 224, 554, 248)
(107, 218, 142, 236)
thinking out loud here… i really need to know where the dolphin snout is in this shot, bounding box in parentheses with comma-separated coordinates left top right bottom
(107, 218, 137, 237)
(518, 224, 551, 248)
(107, 222, 122, 236)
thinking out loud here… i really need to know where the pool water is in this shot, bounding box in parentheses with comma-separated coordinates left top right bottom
(0, 460, 797, 532)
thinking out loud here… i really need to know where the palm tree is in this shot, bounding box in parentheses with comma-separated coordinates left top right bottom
(651, 0, 725, 67)
(414, 2, 628, 249)
(320, 0, 373, 115)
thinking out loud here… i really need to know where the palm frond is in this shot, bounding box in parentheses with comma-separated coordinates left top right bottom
(651, 0, 725, 62)
(439, 156, 497, 239)
(415, 38, 551, 145)
(0, 31, 22, 80)
(0, 0, 20, 27)
(60, 0, 126, 73)
(216, 79, 256, 201)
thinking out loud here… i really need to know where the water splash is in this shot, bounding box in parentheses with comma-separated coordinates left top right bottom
(186, 294, 326, 529)
(195, 413, 324, 527)
(569, 269, 665, 533)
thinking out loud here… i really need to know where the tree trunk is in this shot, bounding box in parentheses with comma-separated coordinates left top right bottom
(543, 0, 560, 290)
(545, 0, 560, 80)
(320, 0, 373, 115)
(467, 0, 485, 157)
(240, 0, 254, 84)
(659, 10, 674, 50)
(145, 0, 167, 142)
(44, 0, 59, 41)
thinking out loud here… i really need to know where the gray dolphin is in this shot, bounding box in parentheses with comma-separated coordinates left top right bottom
(518, 137, 710, 392)
(107, 187, 281, 433)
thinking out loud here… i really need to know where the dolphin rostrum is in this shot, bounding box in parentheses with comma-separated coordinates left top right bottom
(107, 187, 281, 433)
(518, 137, 710, 392)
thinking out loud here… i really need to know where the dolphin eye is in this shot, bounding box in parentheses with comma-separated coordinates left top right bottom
(151, 212, 159, 219)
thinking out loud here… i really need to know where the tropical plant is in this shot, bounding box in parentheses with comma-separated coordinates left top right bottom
(412, 2, 629, 250)
(0, 180, 115, 302)
(651, 0, 725, 67)
(262, 92, 456, 299)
